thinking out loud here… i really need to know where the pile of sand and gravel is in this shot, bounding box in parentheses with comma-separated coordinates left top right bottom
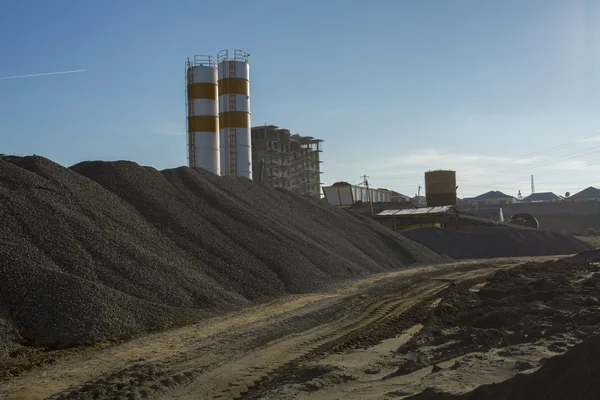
(399, 251, 600, 399)
(0, 155, 593, 358)
(409, 332, 600, 400)
(400, 226, 590, 259)
(0, 156, 441, 354)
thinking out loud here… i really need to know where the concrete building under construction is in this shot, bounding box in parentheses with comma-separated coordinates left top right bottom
(251, 125, 323, 198)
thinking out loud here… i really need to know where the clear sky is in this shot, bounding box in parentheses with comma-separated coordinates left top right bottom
(1, 0, 598, 199)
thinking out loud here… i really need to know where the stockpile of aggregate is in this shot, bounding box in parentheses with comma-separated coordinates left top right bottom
(410, 333, 600, 400)
(0, 156, 442, 354)
(399, 226, 591, 259)
(399, 255, 600, 399)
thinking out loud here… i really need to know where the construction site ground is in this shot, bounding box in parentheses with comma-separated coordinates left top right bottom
(4, 254, 594, 400)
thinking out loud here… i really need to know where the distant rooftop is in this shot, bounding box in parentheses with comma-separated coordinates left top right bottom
(472, 190, 514, 200)
(521, 192, 561, 202)
(391, 190, 411, 199)
(570, 186, 600, 200)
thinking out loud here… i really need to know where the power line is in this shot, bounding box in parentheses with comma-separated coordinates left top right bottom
(370, 133, 600, 182)
(476, 143, 600, 177)
(535, 157, 600, 178)
(369, 174, 421, 180)
(489, 132, 600, 165)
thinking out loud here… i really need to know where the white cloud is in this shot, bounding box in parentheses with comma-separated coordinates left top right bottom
(579, 136, 600, 143)
(370, 149, 543, 176)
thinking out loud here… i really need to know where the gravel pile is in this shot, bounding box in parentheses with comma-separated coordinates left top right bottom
(0, 156, 441, 353)
(399, 226, 591, 259)
(409, 333, 600, 400)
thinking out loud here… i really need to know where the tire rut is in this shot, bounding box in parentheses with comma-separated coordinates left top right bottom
(34, 261, 525, 400)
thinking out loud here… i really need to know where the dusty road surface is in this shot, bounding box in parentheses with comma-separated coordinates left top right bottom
(0, 257, 567, 400)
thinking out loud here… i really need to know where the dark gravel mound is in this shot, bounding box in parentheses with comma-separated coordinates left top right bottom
(399, 227, 591, 259)
(534, 213, 600, 234)
(570, 249, 600, 262)
(0, 156, 441, 353)
(408, 332, 600, 400)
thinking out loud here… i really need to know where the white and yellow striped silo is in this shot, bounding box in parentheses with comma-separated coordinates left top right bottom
(186, 55, 220, 175)
(217, 49, 252, 179)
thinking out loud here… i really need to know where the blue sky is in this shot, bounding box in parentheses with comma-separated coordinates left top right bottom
(0, 0, 598, 199)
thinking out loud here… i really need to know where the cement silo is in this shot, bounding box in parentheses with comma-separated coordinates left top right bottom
(217, 49, 252, 179)
(425, 170, 457, 206)
(186, 56, 220, 174)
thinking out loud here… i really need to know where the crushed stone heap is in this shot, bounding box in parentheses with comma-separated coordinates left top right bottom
(400, 226, 590, 259)
(0, 156, 441, 353)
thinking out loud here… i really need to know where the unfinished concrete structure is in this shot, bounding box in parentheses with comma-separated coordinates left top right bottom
(251, 125, 323, 197)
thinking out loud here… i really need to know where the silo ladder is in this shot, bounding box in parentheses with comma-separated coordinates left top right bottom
(228, 60, 237, 176)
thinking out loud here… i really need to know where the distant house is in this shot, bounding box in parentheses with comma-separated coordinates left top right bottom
(412, 195, 426, 207)
(521, 192, 561, 203)
(390, 191, 412, 203)
(463, 190, 518, 206)
(569, 187, 600, 202)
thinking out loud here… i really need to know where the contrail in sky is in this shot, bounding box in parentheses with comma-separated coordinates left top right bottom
(0, 69, 87, 80)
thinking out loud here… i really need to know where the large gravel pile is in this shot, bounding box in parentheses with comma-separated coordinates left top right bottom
(399, 226, 591, 259)
(0, 156, 441, 353)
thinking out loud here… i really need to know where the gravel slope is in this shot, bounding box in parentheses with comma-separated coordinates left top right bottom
(399, 226, 591, 259)
(0, 156, 441, 353)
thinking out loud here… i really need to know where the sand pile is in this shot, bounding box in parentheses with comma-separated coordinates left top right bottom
(399, 226, 590, 259)
(409, 332, 600, 400)
(0, 155, 441, 353)
(391, 256, 600, 389)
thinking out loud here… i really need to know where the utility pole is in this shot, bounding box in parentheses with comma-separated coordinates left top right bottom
(360, 175, 374, 217)
(531, 175, 535, 194)
(417, 185, 422, 206)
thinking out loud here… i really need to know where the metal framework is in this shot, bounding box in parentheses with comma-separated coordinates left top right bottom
(229, 60, 237, 176)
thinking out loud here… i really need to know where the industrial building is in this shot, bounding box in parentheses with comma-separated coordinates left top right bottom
(251, 125, 323, 197)
(322, 183, 391, 207)
(376, 206, 459, 231)
(372, 170, 464, 230)
(186, 49, 252, 179)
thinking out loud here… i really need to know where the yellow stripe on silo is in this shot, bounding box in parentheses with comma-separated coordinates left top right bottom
(187, 83, 217, 100)
(188, 116, 218, 132)
(217, 78, 249, 96)
(219, 111, 250, 128)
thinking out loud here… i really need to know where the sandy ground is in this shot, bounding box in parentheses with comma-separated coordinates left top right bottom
(0, 256, 573, 400)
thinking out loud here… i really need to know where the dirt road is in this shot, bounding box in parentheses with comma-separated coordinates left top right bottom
(0, 257, 560, 400)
